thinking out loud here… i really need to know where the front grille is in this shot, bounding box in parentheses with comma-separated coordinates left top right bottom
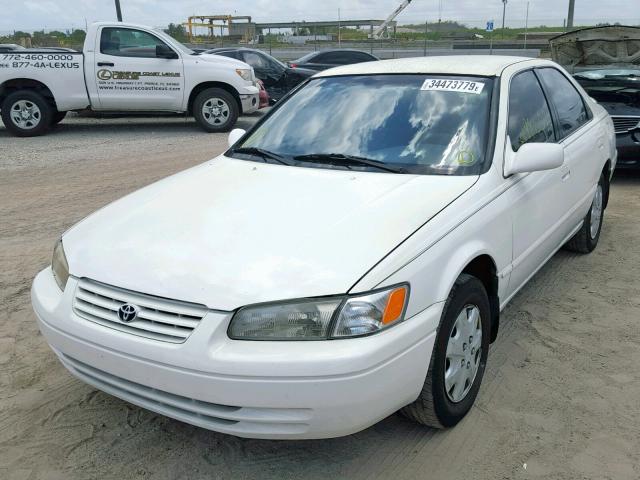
(611, 116, 640, 134)
(73, 278, 206, 343)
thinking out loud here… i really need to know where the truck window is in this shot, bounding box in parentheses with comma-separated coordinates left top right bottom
(100, 27, 171, 58)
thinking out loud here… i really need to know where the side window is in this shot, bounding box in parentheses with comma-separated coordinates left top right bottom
(508, 70, 556, 151)
(312, 53, 331, 64)
(349, 52, 376, 63)
(100, 27, 169, 58)
(242, 51, 269, 69)
(217, 51, 240, 60)
(537, 68, 589, 138)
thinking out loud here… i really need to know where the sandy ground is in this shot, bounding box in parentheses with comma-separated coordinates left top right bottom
(1, 114, 639, 480)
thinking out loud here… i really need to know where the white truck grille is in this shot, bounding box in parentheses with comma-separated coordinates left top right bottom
(611, 116, 640, 134)
(73, 278, 206, 343)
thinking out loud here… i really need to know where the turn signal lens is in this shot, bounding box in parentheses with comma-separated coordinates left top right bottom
(332, 285, 409, 338)
(382, 287, 407, 325)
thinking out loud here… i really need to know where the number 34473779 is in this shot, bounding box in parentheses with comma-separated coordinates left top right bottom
(421, 78, 485, 94)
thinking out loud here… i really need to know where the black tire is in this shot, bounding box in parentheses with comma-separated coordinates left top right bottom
(192, 88, 239, 133)
(564, 172, 606, 254)
(51, 111, 67, 125)
(1, 89, 53, 137)
(401, 274, 491, 428)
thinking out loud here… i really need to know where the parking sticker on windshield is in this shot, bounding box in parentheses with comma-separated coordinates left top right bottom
(421, 79, 485, 94)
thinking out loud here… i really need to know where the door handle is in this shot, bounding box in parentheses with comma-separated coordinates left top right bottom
(97, 62, 114, 67)
(561, 168, 571, 181)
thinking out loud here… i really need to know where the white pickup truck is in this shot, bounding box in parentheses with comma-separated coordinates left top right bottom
(0, 21, 260, 136)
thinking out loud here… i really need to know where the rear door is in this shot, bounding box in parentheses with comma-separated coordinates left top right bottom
(535, 67, 601, 225)
(92, 26, 184, 111)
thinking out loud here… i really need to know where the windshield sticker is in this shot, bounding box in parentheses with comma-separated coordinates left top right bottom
(421, 79, 485, 94)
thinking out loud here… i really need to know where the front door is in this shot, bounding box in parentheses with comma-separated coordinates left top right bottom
(92, 26, 184, 111)
(504, 69, 570, 297)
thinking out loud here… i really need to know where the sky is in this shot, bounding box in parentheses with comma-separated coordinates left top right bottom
(1, 0, 638, 33)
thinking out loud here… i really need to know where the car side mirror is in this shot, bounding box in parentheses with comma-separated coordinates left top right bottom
(228, 128, 246, 148)
(504, 138, 564, 176)
(156, 44, 178, 59)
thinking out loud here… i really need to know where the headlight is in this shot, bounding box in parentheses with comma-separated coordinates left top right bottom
(228, 285, 409, 340)
(52, 239, 69, 291)
(235, 68, 252, 82)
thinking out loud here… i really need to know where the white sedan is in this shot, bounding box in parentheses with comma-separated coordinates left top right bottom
(32, 56, 616, 439)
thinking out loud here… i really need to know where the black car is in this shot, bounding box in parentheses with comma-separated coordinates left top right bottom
(205, 48, 315, 104)
(288, 49, 379, 71)
(551, 26, 640, 169)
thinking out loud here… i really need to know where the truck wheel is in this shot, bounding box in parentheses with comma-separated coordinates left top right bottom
(193, 88, 238, 133)
(1, 90, 53, 137)
(51, 111, 67, 125)
(564, 173, 605, 254)
(401, 274, 490, 428)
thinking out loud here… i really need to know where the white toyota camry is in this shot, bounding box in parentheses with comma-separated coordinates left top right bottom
(32, 56, 616, 439)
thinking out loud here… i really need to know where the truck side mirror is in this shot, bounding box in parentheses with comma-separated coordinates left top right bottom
(156, 44, 178, 59)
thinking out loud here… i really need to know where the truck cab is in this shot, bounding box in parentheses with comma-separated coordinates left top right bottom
(0, 21, 260, 136)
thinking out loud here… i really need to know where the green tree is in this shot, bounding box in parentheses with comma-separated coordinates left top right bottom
(165, 23, 187, 42)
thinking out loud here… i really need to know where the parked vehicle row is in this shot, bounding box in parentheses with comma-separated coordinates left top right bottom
(32, 55, 616, 439)
(0, 21, 261, 136)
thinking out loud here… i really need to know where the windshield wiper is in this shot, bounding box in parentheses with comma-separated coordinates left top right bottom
(231, 147, 293, 166)
(293, 153, 406, 173)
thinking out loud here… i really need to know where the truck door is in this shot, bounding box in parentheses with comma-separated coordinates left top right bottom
(92, 26, 184, 111)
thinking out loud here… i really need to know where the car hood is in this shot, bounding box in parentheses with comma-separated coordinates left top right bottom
(63, 157, 477, 310)
(550, 26, 640, 72)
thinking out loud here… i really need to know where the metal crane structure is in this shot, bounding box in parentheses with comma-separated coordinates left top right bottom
(369, 0, 414, 39)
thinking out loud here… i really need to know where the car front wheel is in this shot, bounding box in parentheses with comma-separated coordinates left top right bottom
(401, 273, 490, 428)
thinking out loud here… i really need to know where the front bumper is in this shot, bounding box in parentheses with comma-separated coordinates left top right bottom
(238, 85, 259, 114)
(32, 268, 440, 439)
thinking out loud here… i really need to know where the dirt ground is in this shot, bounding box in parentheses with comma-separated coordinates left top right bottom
(1, 115, 639, 480)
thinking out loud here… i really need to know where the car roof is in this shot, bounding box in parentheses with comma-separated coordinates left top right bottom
(315, 55, 544, 78)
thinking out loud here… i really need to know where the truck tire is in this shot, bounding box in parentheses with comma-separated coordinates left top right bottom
(51, 111, 67, 125)
(401, 274, 490, 428)
(1, 90, 53, 137)
(564, 173, 605, 254)
(193, 88, 238, 133)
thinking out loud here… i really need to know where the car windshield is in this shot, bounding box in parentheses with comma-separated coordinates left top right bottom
(233, 74, 494, 175)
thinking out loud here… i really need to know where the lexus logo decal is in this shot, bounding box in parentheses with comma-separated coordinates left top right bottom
(118, 304, 139, 323)
(97, 69, 112, 80)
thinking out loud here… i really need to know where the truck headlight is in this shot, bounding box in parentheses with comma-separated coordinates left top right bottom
(235, 68, 253, 82)
(52, 239, 69, 291)
(228, 285, 409, 340)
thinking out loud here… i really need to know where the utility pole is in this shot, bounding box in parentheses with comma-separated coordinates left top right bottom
(338, 8, 341, 47)
(524, 1, 529, 49)
(424, 20, 428, 56)
(501, 0, 507, 39)
(114, 0, 122, 22)
(567, 0, 575, 29)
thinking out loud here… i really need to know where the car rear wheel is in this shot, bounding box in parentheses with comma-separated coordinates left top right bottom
(193, 88, 239, 133)
(1, 90, 53, 137)
(401, 274, 490, 428)
(564, 172, 605, 254)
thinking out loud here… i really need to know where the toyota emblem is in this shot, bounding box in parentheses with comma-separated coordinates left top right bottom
(118, 304, 139, 323)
